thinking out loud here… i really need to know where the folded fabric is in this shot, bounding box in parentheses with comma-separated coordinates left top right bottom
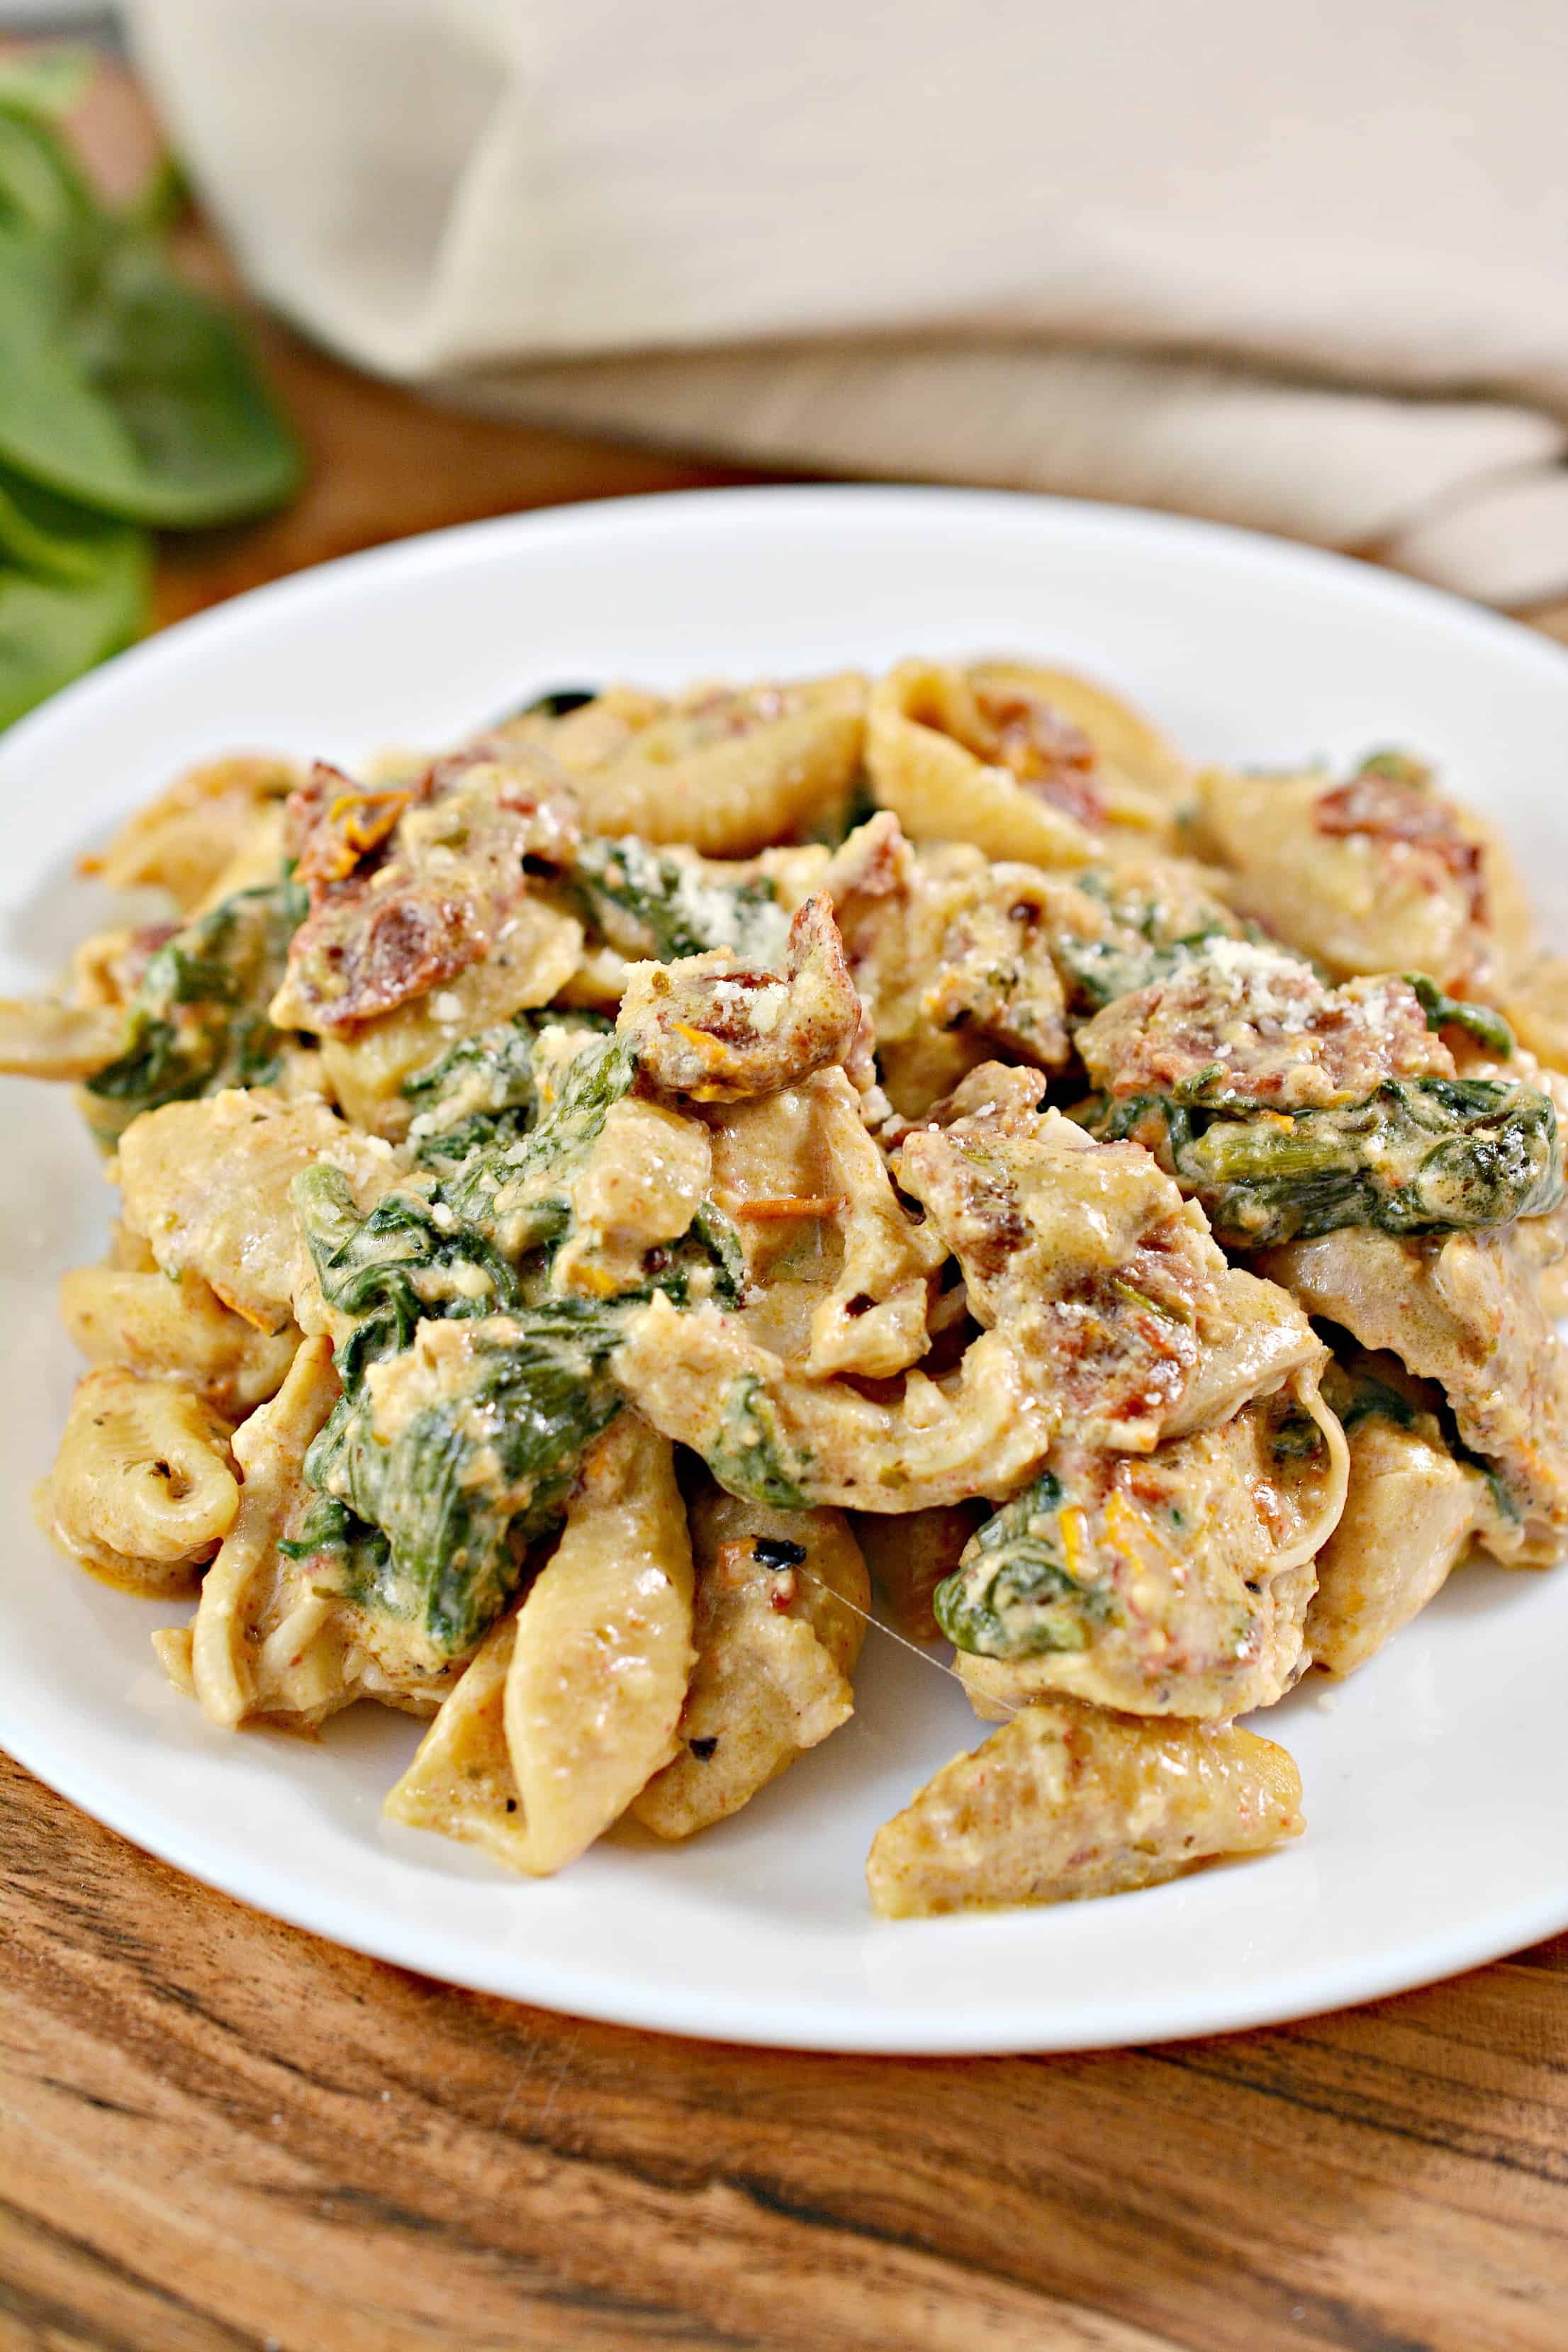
(128, 0, 1568, 604)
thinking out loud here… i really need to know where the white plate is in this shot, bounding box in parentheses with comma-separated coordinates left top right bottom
(3, 486, 1567, 2054)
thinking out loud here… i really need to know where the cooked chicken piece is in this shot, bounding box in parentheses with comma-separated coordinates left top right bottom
(1307, 1358, 1484, 1674)
(895, 1066, 1321, 1452)
(619, 894, 862, 1102)
(116, 1088, 393, 1333)
(946, 1373, 1345, 1719)
(553, 1097, 715, 1300)
(820, 813, 1070, 1114)
(274, 750, 580, 1033)
(1077, 939, 1451, 1112)
(867, 1701, 1304, 1917)
(633, 1484, 868, 1838)
(1262, 1223, 1568, 1563)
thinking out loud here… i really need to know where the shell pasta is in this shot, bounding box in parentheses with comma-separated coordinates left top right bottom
(7, 658, 1566, 1920)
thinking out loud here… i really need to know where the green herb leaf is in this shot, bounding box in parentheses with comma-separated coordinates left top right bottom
(0, 103, 96, 239)
(569, 834, 786, 965)
(0, 219, 302, 527)
(509, 686, 598, 719)
(705, 1376, 813, 1508)
(1082, 1075, 1563, 1248)
(308, 1301, 625, 1657)
(0, 47, 96, 123)
(1404, 972, 1515, 1057)
(0, 461, 146, 728)
(0, 73, 298, 717)
(83, 868, 306, 1143)
(934, 1469, 1114, 1657)
(297, 1156, 629, 1657)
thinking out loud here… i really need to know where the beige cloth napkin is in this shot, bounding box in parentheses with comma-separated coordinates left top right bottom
(128, 0, 1568, 605)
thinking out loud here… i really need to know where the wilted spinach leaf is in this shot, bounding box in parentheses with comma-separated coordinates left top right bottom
(1081, 1075, 1564, 1248)
(569, 835, 786, 965)
(295, 1163, 627, 1656)
(934, 1469, 1115, 1657)
(83, 867, 306, 1143)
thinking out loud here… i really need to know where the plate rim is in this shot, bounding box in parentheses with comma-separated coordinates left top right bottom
(6, 483, 1568, 780)
(13, 1688, 1568, 2054)
(4, 479, 1567, 2054)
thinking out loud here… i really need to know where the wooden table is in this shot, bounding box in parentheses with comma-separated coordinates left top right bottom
(5, 62, 1568, 2352)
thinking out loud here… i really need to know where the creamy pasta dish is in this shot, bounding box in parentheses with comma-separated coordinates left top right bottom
(5, 656, 1567, 1919)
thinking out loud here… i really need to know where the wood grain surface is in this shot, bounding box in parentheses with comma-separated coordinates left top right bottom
(4, 53, 1568, 2352)
(4, 1751, 1568, 2352)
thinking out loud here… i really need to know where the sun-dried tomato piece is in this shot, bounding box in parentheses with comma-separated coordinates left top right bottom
(970, 682, 1106, 827)
(1315, 773, 1485, 922)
